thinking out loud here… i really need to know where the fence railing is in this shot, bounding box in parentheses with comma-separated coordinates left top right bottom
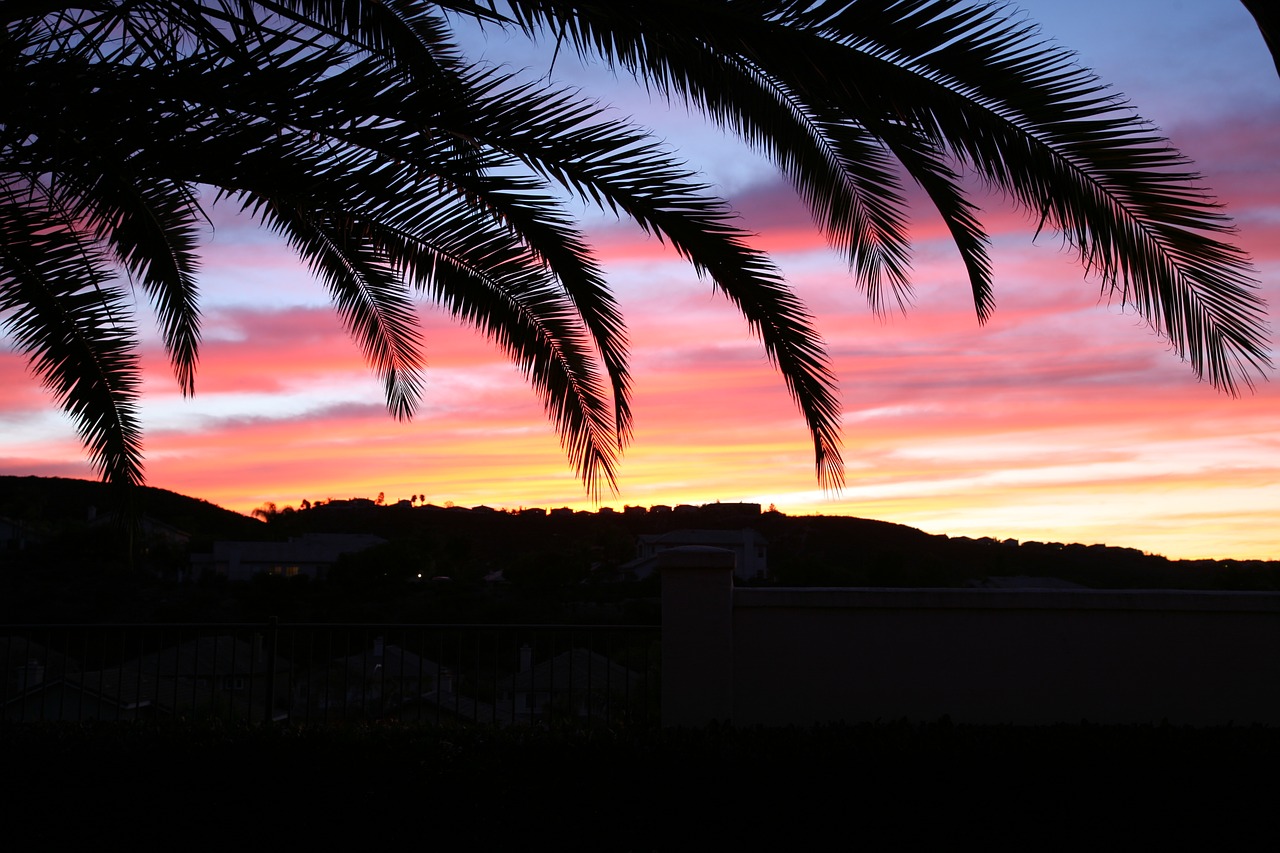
(2, 622, 660, 727)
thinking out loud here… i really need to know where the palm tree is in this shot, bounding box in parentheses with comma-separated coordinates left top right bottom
(1241, 0, 1279, 77)
(3, 0, 843, 498)
(1, 1, 1270, 501)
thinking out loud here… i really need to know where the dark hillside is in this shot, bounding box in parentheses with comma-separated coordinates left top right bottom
(250, 498, 1279, 591)
(0, 475, 261, 543)
(2, 478, 1276, 625)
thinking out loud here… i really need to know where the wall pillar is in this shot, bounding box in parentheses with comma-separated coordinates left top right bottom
(660, 546, 735, 727)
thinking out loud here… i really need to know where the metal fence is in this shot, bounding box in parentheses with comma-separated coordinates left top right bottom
(1, 621, 660, 727)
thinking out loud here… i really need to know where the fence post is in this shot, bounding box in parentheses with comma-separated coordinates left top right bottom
(264, 616, 278, 725)
(660, 546, 735, 727)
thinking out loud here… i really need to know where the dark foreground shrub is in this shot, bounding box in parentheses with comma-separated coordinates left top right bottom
(3, 719, 1276, 847)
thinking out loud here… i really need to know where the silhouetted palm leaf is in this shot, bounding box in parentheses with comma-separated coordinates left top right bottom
(0, 181, 144, 487)
(497, 0, 1269, 391)
(1, 0, 1270, 500)
(1240, 0, 1279, 77)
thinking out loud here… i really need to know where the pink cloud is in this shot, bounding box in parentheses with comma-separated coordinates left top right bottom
(0, 352, 50, 415)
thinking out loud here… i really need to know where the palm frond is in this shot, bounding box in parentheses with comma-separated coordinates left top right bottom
(443, 69, 843, 481)
(1240, 0, 1280, 77)
(808, 0, 1270, 390)
(251, 199, 426, 421)
(78, 173, 204, 396)
(4, 0, 1270, 503)
(161, 46, 626, 492)
(375, 206, 621, 496)
(0, 180, 145, 487)
(496, 1, 917, 314)
(497, 0, 1270, 392)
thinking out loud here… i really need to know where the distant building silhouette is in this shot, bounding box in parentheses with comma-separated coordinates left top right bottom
(192, 533, 385, 581)
(0, 516, 43, 551)
(500, 646, 645, 722)
(625, 529, 768, 581)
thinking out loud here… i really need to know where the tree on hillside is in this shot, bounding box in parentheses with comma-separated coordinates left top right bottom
(251, 503, 280, 524)
(1, 1, 1270, 500)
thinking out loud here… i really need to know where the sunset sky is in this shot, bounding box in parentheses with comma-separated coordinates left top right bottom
(3, 1, 1278, 560)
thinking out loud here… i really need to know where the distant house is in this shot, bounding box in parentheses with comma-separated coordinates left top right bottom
(498, 646, 646, 722)
(697, 502, 762, 521)
(191, 532, 386, 581)
(626, 528, 768, 581)
(0, 516, 43, 551)
(4, 633, 285, 722)
(293, 639, 520, 725)
(1, 663, 208, 722)
(133, 634, 291, 721)
(3, 637, 80, 699)
(3, 667, 179, 722)
(86, 508, 190, 548)
(391, 690, 508, 725)
(292, 639, 444, 720)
